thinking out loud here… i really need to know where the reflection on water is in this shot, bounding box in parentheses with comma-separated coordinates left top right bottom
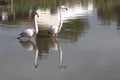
(19, 40, 35, 51)
(1, 10, 8, 21)
(0, 0, 7, 5)
(0, 0, 15, 24)
(59, 18, 89, 42)
(36, 1, 93, 28)
(18, 36, 67, 71)
(0, 0, 93, 26)
(18, 40, 39, 69)
(51, 38, 67, 71)
(1, 0, 120, 28)
(1, 0, 120, 80)
(95, 0, 120, 28)
(0, 0, 92, 43)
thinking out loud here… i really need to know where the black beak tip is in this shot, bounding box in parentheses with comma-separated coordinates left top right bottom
(37, 14, 39, 17)
(34, 12, 39, 17)
(66, 8, 68, 10)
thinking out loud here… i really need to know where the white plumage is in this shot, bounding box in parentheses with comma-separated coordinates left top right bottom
(48, 25, 59, 34)
(17, 12, 39, 40)
(20, 29, 35, 38)
(48, 6, 68, 38)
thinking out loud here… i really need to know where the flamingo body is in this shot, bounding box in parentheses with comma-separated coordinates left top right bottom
(17, 12, 39, 40)
(18, 29, 35, 39)
(48, 25, 59, 35)
(48, 6, 68, 38)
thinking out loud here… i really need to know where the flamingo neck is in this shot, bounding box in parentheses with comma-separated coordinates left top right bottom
(34, 15, 38, 34)
(58, 8, 63, 32)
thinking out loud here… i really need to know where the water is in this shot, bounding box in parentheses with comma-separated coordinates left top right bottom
(1, 0, 120, 80)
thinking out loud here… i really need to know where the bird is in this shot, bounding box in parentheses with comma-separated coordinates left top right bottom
(17, 12, 39, 40)
(48, 6, 68, 38)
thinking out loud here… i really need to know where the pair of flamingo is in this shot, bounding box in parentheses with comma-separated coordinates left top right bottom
(17, 6, 68, 40)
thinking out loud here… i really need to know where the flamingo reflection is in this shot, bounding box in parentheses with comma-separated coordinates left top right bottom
(18, 37, 67, 71)
(51, 38, 67, 71)
(18, 40, 39, 69)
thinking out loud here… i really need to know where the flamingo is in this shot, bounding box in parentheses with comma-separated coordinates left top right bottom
(17, 12, 39, 40)
(48, 6, 68, 38)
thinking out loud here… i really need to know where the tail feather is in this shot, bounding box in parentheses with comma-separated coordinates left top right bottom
(17, 32, 24, 39)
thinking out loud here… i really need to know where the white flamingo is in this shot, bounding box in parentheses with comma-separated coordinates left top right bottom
(48, 6, 68, 38)
(17, 12, 39, 40)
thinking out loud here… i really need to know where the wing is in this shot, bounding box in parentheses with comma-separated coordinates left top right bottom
(19, 28, 35, 37)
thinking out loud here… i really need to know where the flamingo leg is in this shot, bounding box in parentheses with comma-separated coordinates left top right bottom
(52, 34, 57, 41)
(55, 34, 57, 38)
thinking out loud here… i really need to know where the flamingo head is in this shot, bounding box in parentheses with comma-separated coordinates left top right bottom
(34, 11, 39, 17)
(60, 5, 68, 10)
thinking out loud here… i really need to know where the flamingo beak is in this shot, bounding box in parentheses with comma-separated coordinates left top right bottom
(61, 5, 68, 10)
(66, 8, 68, 10)
(35, 12, 39, 17)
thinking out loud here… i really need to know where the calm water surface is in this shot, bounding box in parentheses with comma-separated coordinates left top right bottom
(1, 0, 120, 80)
